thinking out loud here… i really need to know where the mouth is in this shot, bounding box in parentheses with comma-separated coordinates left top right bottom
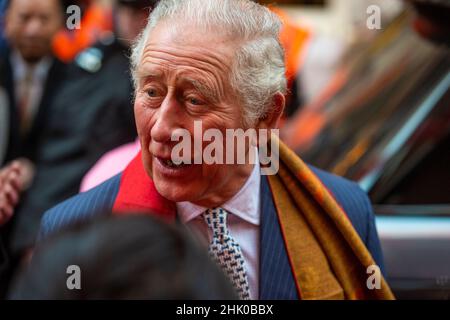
(153, 156, 195, 179)
(157, 157, 190, 169)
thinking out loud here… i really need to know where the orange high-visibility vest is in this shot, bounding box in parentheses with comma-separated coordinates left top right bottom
(52, 3, 113, 62)
(270, 6, 311, 85)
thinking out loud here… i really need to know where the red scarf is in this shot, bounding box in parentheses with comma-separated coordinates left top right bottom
(112, 151, 176, 221)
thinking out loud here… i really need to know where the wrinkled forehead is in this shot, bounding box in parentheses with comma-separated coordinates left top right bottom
(144, 21, 238, 65)
(137, 21, 238, 75)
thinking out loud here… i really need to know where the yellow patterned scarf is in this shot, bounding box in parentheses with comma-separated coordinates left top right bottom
(266, 135, 395, 300)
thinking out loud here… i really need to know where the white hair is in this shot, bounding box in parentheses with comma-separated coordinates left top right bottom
(131, 0, 287, 125)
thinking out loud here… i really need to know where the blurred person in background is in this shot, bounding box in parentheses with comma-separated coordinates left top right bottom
(1, 0, 156, 284)
(79, 138, 140, 192)
(0, 0, 66, 229)
(0, 0, 66, 166)
(52, 0, 114, 62)
(0, 157, 32, 295)
(0, 159, 33, 226)
(9, 214, 238, 299)
(0, 0, 67, 296)
(0, 86, 10, 294)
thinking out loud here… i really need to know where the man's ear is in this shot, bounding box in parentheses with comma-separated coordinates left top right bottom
(257, 92, 285, 130)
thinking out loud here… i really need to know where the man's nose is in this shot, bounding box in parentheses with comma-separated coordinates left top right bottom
(151, 94, 181, 144)
(24, 17, 44, 37)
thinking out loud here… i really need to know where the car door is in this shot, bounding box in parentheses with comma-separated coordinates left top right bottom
(375, 206, 450, 299)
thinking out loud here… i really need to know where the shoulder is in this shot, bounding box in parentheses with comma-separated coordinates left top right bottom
(309, 165, 373, 241)
(72, 37, 127, 75)
(38, 174, 122, 241)
(308, 165, 385, 271)
(80, 141, 140, 192)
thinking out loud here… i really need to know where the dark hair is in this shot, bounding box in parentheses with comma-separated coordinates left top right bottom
(5, 0, 66, 16)
(9, 214, 238, 299)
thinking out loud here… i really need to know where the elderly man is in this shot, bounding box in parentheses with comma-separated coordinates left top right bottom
(39, 0, 393, 300)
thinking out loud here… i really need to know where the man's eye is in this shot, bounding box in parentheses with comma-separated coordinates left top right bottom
(39, 15, 50, 23)
(147, 88, 158, 97)
(20, 14, 30, 22)
(187, 97, 204, 106)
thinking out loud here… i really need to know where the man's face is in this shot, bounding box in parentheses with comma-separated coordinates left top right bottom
(134, 22, 255, 207)
(4, 0, 62, 63)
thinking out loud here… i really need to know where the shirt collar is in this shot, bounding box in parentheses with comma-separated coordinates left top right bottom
(11, 50, 52, 82)
(176, 150, 261, 226)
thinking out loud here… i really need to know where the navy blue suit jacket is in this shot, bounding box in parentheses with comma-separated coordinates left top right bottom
(39, 166, 384, 300)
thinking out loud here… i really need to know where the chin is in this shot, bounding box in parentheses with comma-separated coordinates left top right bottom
(20, 51, 45, 64)
(154, 180, 197, 203)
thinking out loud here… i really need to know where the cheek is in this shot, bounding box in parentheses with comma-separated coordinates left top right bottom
(134, 100, 155, 175)
(199, 164, 230, 196)
(134, 102, 156, 158)
(48, 21, 62, 37)
(6, 23, 20, 39)
(134, 99, 156, 137)
(210, 104, 243, 129)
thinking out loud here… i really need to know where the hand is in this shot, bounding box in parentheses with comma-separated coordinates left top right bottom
(0, 159, 35, 226)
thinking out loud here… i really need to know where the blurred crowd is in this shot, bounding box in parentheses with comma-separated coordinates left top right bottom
(0, 0, 448, 300)
(0, 0, 155, 297)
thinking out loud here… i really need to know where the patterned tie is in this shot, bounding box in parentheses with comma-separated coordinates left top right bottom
(18, 67, 34, 135)
(203, 207, 251, 300)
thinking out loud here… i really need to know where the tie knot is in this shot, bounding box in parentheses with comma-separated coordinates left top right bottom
(23, 67, 34, 83)
(203, 207, 228, 237)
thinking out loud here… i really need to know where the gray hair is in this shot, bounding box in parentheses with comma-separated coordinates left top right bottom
(131, 0, 287, 126)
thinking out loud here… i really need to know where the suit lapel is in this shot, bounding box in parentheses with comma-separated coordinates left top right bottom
(259, 175, 299, 300)
(27, 58, 64, 142)
(0, 50, 20, 163)
(0, 50, 65, 162)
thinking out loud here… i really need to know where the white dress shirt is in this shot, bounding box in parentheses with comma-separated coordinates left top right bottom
(177, 160, 261, 300)
(11, 50, 52, 131)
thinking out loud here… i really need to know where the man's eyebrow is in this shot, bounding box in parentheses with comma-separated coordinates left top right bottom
(136, 69, 163, 81)
(181, 77, 218, 102)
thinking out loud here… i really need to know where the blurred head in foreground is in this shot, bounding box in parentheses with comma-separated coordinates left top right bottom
(9, 214, 237, 299)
